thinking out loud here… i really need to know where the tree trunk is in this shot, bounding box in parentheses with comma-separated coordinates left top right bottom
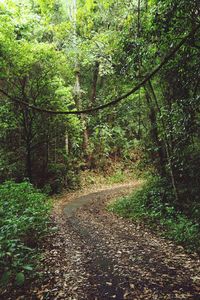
(146, 81, 179, 203)
(145, 90, 166, 178)
(74, 69, 90, 159)
(22, 107, 33, 182)
(90, 61, 99, 103)
(65, 130, 69, 155)
(26, 139, 32, 182)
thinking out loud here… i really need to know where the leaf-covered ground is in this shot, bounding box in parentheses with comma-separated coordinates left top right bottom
(3, 182, 200, 299)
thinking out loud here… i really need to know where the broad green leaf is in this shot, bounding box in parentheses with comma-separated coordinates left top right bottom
(15, 272, 25, 286)
(23, 265, 33, 271)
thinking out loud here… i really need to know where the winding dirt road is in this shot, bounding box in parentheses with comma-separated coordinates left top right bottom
(5, 182, 200, 299)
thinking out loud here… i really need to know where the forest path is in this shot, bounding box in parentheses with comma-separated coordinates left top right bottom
(34, 181, 200, 300)
(13, 182, 200, 300)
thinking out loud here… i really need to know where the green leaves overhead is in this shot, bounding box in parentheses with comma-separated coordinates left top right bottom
(0, 0, 200, 215)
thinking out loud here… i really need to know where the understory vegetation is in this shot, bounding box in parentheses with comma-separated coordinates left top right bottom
(0, 181, 50, 287)
(108, 178, 200, 252)
(0, 0, 200, 290)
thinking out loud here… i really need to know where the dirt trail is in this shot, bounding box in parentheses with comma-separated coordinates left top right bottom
(62, 184, 140, 299)
(4, 182, 200, 299)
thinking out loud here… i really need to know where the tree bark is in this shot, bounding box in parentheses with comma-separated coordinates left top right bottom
(146, 81, 180, 203)
(145, 89, 166, 178)
(90, 61, 99, 104)
(74, 69, 90, 158)
(26, 139, 32, 182)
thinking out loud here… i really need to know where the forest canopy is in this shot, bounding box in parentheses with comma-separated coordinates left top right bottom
(0, 0, 199, 197)
(0, 0, 200, 204)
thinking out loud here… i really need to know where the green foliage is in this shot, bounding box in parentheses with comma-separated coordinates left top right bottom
(163, 215, 199, 249)
(0, 0, 200, 260)
(107, 170, 126, 184)
(47, 163, 67, 193)
(108, 177, 200, 252)
(0, 1, 82, 190)
(15, 272, 25, 287)
(0, 181, 51, 286)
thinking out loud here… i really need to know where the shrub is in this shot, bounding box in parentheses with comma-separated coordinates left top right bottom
(108, 170, 126, 184)
(0, 181, 51, 287)
(47, 163, 67, 193)
(163, 215, 200, 250)
(108, 177, 200, 252)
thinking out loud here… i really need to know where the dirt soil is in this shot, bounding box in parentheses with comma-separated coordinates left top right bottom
(3, 181, 200, 300)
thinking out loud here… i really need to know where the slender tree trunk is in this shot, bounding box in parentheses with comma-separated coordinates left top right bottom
(26, 137, 32, 182)
(90, 61, 99, 103)
(54, 130, 57, 163)
(145, 89, 166, 178)
(137, 0, 142, 139)
(146, 81, 179, 203)
(74, 69, 90, 158)
(68, 0, 90, 161)
(137, 0, 141, 36)
(65, 130, 69, 155)
(22, 107, 33, 182)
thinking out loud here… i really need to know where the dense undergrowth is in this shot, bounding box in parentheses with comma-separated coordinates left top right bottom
(0, 181, 51, 288)
(80, 159, 146, 188)
(108, 177, 200, 253)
